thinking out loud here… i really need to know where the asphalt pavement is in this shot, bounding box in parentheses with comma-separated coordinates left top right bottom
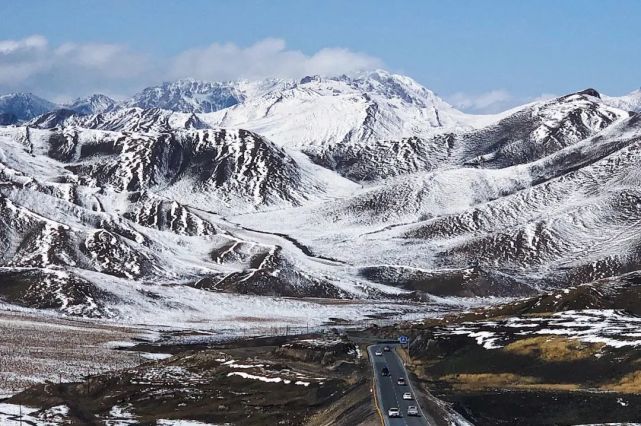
(368, 344, 430, 426)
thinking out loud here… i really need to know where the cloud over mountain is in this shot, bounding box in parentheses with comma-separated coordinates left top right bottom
(448, 89, 558, 114)
(0, 35, 382, 101)
(0, 35, 150, 102)
(169, 38, 382, 82)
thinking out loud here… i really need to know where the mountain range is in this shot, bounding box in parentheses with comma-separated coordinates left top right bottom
(1, 70, 641, 326)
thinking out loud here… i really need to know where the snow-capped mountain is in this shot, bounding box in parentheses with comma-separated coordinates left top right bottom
(43, 126, 323, 208)
(29, 106, 207, 132)
(604, 88, 641, 112)
(0, 93, 57, 122)
(235, 108, 641, 297)
(0, 93, 115, 123)
(307, 88, 629, 181)
(119, 70, 467, 152)
(201, 70, 472, 150)
(1, 70, 640, 327)
(125, 79, 244, 112)
(124, 78, 289, 113)
(459, 89, 630, 168)
(66, 94, 117, 115)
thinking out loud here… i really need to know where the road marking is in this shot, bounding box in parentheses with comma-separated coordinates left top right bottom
(385, 351, 404, 424)
(371, 344, 426, 426)
(395, 345, 428, 423)
(386, 351, 409, 426)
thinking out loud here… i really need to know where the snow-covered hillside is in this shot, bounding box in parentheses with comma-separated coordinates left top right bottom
(201, 70, 474, 150)
(0, 70, 640, 327)
(124, 78, 290, 113)
(604, 88, 641, 112)
(67, 94, 117, 115)
(0, 93, 57, 122)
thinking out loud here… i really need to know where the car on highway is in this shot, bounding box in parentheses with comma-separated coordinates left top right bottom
(397, 377, 406, 385)
(407, 405, 419, 416)
(388, 407, 401, 417)
(402, 392, 412, 400)
(383, 345, 391, 352)
(374, 350, 383, 356)
(381, 367, 389, 376)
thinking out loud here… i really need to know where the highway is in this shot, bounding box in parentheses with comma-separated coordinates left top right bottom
(368, 344, 430, 426)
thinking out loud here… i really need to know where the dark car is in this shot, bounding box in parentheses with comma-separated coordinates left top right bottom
(397, 377, 406, 385)
(383, 345, 391, 352)
(381, 367, 390, 376)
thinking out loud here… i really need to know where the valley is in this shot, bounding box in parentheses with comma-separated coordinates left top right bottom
(1, 69, 641, 424)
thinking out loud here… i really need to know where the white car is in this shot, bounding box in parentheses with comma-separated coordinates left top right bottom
(402, 392, 412, 400)
(388, 407, 401, 417)
(375, 350, 383, 356)
(407, 405, 419, 416)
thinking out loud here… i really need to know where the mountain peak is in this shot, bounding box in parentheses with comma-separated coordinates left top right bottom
(126, 79, 247, 113)
(299, 75, 322, 84)
(602, 87, 641, 113)
(0, 91, 45, 101)
(577, 88, 601, 98)
(67, 93, 116, 115)
(0, 92, 57, 121)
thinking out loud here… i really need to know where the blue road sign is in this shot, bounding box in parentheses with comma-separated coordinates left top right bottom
(399, 335, 409, 344)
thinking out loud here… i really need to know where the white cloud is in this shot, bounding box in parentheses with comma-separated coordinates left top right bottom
(530, 93, 557, 103)
(0, 35, 382, 100)
(447, 90, 513, 114)
(0, 35, 563, 113)
(0, 35, 48, 54)
(54, 42, 149, 79)
(447, 90, 559, 114)
(169, 38, 382, 81)
(0, 35, 153, 101)
(0, 35, 50, 84)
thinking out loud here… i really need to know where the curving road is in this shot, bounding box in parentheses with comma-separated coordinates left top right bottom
(368, 344, 430, 426)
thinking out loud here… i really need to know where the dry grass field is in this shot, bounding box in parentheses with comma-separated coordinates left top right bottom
(0, 309, 142, 397)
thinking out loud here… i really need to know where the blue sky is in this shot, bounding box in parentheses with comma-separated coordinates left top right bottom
(1, 0, 639, 112)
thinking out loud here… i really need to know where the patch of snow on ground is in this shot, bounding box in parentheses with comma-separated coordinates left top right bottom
(105, 403, 137, 425)
(157, 420, 219, 425)
(0, 403, 61, 426)
(36, 405, 69, 424)
(222, 359, 265, 369)
(140, 352, 173, 360)
(227, 371, 289, 384)
(441, 309, 641, 349)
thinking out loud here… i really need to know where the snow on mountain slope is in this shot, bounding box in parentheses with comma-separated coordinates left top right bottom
(2, 72, 641, 325)
(603, 88, 641, 112)
(0, 124, 403, 322)
(229, 111, 641, 295)
(66, 94, 117, 115)
(0, 173, 170, 282)
(124, 191, 219, 236)
(0, 267, 110, 317)
(125, 78, 289, 113)
(295, 88, 629, 181)
(0, 93, 57, 121)
(460, 89, 631, 169)
(29, 107, 207, 133)
(316, 89, 628, 183)
(34, 126, 326, 210)
(201, 70, 474, 151)
(406, 121, 641, 288)
(0, 189, 149, 317)
(305, 134, 455, 181)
